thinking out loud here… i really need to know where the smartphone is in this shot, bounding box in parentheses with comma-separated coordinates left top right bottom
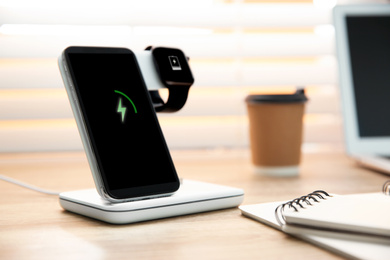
(58, 46, 180, 202)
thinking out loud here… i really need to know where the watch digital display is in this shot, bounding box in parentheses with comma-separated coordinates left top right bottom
(151, 47, 194, 86)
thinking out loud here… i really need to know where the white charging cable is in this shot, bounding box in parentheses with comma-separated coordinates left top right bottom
(0, 174, 60, 196)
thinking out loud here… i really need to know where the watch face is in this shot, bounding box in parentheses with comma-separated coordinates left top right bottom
(152, 47, 194, 86)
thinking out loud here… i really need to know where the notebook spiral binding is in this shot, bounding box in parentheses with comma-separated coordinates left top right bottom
(275, 190, 331, 226)
(383, 180, 390, 196)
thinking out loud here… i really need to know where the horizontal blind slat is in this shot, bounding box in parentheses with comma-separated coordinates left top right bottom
(0, 86, 340, 119)
(0, 33, 334, 58)
(0, 114, 342, 152)
(0, 4, 330, 27)
(0, 57, 337, 89)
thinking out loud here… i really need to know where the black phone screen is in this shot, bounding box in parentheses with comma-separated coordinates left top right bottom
(64, 47, 179, 199)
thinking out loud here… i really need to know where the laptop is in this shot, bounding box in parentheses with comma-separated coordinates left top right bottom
(334, 4, 390, 175)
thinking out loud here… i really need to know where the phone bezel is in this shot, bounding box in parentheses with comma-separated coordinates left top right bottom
(58, 46, 180, 202)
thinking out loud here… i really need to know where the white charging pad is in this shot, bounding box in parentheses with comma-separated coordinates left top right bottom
(59, 179, 244, 224)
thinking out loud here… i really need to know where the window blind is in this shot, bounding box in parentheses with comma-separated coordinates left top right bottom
(0, 0, 341, 152)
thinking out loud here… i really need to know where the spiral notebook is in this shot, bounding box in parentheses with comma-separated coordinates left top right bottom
(276, 191, 390, 237)
(239, 182, 390, 260)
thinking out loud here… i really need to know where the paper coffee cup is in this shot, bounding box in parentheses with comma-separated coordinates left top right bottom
(245, 89, 308, 176)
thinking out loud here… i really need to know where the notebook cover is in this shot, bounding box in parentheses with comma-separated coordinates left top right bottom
(283, 193, 390, 237)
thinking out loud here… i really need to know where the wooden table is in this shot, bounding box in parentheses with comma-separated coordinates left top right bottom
(0, 149, 388, 259)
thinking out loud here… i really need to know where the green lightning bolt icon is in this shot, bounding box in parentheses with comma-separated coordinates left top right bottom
(117, 98, 127, 123)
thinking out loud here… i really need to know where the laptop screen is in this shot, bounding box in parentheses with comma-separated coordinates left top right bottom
(347, 15, 390, 137)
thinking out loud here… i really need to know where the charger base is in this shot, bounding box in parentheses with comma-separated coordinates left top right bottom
(59, 179, 244, 224)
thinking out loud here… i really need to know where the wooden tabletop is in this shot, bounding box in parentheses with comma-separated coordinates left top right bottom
(0, 149, 388, 260)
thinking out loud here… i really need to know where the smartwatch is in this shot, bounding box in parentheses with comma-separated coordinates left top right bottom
(145, 46, 194, 113)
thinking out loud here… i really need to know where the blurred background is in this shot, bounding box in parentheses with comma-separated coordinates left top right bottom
(0, 0, 386, 153)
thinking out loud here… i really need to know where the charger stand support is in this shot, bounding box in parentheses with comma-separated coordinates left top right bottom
(59, 50, 244, 224)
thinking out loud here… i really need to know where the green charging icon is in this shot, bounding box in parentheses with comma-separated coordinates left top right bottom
(114, 90, 137, 123)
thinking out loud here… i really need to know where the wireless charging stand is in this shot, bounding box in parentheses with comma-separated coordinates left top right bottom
(59, 179, 244, 224)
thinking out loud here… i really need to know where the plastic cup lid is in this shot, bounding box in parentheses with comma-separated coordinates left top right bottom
(245, 88, 308, 104)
